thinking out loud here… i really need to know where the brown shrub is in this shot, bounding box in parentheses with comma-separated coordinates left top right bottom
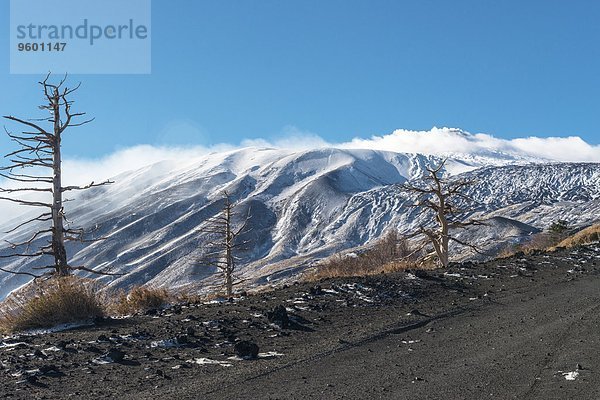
(306, 230, 419, 280)
(499, 227, 568, 258)
(521, 232, 564, 253)
(0, 276, 104, 334)
(500, 223, 600, 258)
(552, 223, 600, 250)
(111, 286, 170, 315)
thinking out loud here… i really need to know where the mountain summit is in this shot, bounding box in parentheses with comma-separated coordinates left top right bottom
(0, 140, 598, 298)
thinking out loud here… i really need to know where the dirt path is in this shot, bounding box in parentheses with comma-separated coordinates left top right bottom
(213, 276, 600, 400)
(146, 252, 600, 400)
(2, 246, 599, 399)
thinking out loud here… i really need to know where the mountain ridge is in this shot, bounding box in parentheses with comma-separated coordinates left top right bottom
(0, 145, 598, 298)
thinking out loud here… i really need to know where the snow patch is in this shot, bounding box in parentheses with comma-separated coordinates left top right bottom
(24, 321, 94, 336)
(150, 339, 181, 349)
(0, 341, 28, 350)
(562, 371, 579, 381)
(405, 273, 418, 280)
(187, 358, 232, 367)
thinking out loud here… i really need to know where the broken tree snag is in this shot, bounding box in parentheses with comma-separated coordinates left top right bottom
(196, 191, 252, 299)
(402, 160, 486, 268)
(0, 73, 114, 278)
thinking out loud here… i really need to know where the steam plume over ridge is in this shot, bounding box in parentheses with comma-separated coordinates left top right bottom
(0, 127, 598, 222)
(65, 127, 600, 186)
(339, 127, 600, 162)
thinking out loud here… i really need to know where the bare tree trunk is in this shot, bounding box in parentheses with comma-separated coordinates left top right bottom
(224, 200, 233, 298)
(434, 174, 450, 268)
(50, 89, 68, 276)
(225, 270, 233, 298)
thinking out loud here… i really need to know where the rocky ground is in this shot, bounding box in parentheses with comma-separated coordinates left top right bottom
(1, 244, 599, 399)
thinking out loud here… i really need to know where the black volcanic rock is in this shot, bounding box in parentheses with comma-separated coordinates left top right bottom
(267, 305, 290, 329)
(234, 341, 259, 359)
(105, 349, 125, 363)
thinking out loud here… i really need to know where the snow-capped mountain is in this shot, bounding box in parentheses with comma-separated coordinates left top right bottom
(329, 163, 600, 262)
(0, 144, 598, 298)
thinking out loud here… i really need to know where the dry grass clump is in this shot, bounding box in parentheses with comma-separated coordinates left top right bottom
(498, 220, 572, 258)
(500, 232, 564, 257)
(308, 254, 415, 280)
(111, 286, 170, 315)
(174, 291, 207, 305)
(552, 223, 600, 250)
(509, 232, 564, 255)
(500, 223, 600, 258)
(0, 276, 104, 334)
(307, 230, 420, 280)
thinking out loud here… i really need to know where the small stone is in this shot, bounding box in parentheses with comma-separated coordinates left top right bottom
(267, 305, 290, 328)
(176, 335, 188, 345)
(105, 349, 125, 363)
(23, 375, 39, 384)
(33, 349, 48, 359)
(84, 345, 102, 354)
(310, 285, 323, 295)
(155, 369, 172, 380)
(234, 340, 259, 359)
(38, 364, 62, 377)
(227, 335, 237, 343)
(96, 335, 109, 343)
(407, 309, 427, 317)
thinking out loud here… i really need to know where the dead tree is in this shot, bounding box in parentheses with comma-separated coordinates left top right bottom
(402, 160, 484, 268)
(197, 191, 251, 298)
(0, 73, 113, 278)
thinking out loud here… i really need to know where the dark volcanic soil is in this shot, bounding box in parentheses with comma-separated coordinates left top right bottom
(1, 245, 599, 400)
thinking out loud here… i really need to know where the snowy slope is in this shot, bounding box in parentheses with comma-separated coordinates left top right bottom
(325, 163, 600, 263)
(0, 145, 598, 298)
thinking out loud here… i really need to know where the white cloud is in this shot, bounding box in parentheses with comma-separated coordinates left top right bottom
(338, 127, 600, 162)
(0, 144, 228, 223)
(61, 144, 227, 184)
(0, 126, 598, 222)
(508, 136, 599, 162)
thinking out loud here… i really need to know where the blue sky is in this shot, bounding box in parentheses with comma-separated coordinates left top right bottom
(0, 0, 598, 159)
